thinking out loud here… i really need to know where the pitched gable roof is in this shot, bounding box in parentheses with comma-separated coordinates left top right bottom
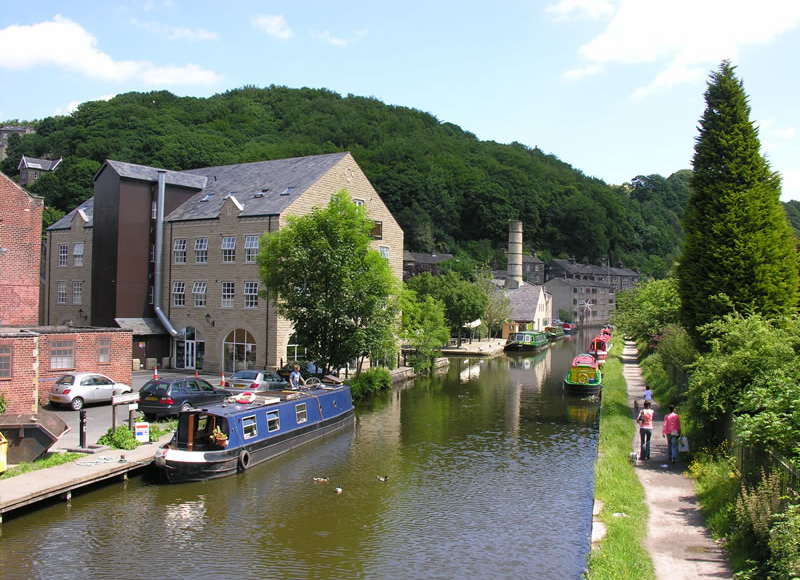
(169, 152, 349, 221)
(18, 155, 62, 171)
(48, 197, 94, 231)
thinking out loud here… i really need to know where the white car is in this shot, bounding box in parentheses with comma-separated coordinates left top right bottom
(49, 372, 133, 411)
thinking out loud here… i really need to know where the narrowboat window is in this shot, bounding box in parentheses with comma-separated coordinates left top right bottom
(267, 410, 280, 432)
(242, 415, 257, 439)
(296, 403, 307, 424)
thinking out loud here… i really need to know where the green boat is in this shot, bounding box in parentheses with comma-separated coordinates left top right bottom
(504, 330, 548, 351)
(544, 325, 566, 340)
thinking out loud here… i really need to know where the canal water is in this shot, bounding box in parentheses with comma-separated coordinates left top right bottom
(0, 332, 600, 580)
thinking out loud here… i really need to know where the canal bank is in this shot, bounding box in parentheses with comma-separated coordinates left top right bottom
(0, 339, 508, 522)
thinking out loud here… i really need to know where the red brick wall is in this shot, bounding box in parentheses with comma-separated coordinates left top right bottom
(0, 172, 43, 326)
(37, 331, 132, 406)
(0, 334, 39, 414)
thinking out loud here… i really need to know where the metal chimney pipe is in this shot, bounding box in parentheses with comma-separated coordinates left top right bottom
(153, 170, 177, 336)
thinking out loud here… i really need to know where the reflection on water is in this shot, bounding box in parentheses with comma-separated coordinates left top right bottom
(0, 336, 598, 580)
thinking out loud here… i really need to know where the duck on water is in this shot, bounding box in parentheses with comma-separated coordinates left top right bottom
(153, 383, 354, 483)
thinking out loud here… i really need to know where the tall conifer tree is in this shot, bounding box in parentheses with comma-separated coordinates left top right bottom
(678, 61, 798, 347)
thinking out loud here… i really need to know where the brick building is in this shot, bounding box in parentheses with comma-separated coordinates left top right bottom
(44, 152, 404, 374)
(0, 171, 132, 413)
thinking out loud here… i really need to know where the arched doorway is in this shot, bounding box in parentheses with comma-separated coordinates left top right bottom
(223, 329, 257, 374)
(175, 326, 205, 370)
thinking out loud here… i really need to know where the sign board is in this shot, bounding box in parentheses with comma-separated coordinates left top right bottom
(134, 422, 150, 443)
(112, 392, 140, 405)
(128, 403, 138, 412)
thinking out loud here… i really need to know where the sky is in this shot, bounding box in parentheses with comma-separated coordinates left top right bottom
(1, 0, 799, 200)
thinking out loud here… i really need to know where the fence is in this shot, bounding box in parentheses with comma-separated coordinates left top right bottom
(733, 442, 799, 497)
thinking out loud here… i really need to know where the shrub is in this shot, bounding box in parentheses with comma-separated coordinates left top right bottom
(688, 444, 741, 538)
(348, 368, 392, 400)
(0, 391, 6, 414)
(97, 425, 138, 450)
(767, 500, 800, 579)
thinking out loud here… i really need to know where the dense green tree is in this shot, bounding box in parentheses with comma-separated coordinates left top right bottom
(612, 277, 681, 345)
(257, 190, 397, 373)
(678, 61, 798, 348)
(398, 288, 450, 372)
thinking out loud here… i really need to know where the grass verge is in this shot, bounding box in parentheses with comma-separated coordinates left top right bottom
(586, 342, 655, 579)
(1, 451, 86, 479)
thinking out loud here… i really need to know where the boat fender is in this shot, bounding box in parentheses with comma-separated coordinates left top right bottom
(236, 391, 256, 404)
(578, 373, 589, 384)
(239, 449, 250, 470)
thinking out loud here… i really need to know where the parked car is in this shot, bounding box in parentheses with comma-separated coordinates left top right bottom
(138, 378, 230, 420)
(223, 370, 289, 392)
(49, 372, 133, 411)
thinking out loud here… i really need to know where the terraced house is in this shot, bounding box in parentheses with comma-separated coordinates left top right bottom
(45, 152, 403, 375)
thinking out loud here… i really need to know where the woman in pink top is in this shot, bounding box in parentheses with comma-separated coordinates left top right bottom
(636, 400, 654, 460)
(662, 404, 682, 463)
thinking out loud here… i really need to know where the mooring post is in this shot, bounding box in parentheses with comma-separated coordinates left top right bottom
(79, 410, 87, 448)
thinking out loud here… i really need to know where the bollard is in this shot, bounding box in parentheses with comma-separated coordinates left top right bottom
(79, 410, 87, 448)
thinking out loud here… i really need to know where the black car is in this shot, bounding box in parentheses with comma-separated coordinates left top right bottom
(138, 378, 230, 420)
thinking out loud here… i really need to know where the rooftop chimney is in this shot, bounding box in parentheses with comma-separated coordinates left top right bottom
(507, 221, 523, 290)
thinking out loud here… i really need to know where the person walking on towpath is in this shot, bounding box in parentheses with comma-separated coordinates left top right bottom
(621, 341, 731, 578)
(662, 405, 682, 464)
(637, 400, 654, 460)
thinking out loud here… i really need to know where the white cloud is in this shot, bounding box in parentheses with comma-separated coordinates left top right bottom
(556, 0, 800, 96)
(545, 0, 617, 21)
(0, 15, 222, 85)
(563, 63, 603, 80)
(774, 127, 797, 140)
(253, 15, 292, 40)
(55, 94, 117, 116)
(130, 18, 218, 41)
(312, 29, 368, 47)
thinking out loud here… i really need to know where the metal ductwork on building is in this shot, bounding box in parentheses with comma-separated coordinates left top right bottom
(153, 170, 177, 336)
(507, 220, 523, 289)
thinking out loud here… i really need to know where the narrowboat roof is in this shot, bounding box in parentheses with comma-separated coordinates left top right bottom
(571, 354, 598, 368)
(187, 386, 348, 418)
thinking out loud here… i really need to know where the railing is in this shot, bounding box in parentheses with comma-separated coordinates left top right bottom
(733, 442, 799, 496)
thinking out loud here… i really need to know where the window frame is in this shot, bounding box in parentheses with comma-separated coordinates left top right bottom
(173, 238, 187, 264)
(72, 281, 83, 305)
(221, 237, 236, 263)
(50, 340, 75, 370)
(58, 244, 68, 267)
(192, 281, 207, 307)
(98, 338, 111, 364)
(172, 281, 186, 307)
(221, 281, 235, 308)
(244, 281, 259, 309)
(370, 221, 383, 239)
(296, 403, 307, 424)
(194, 237, 208, 263)
(244, 236, 259, 262)
(0, 344, 11, 379)
(242, 415, 258, 439)
(73, 243, 84, 267)
(56, 281, 67, 304)
(267, 409, 280, 432)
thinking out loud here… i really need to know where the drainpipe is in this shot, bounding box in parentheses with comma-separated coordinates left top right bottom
(153, 170, 177, 336)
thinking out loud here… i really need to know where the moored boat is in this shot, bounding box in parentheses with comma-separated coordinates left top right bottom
(563, 353, 602, 396)
(544, 325, 566, 340)
(561, 322, 577, 335)
(588, 334, 611, 364)
(504, 330, 549, 351)
(153, 384, 354, 483)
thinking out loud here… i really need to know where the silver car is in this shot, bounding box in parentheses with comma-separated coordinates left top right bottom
(49, 372, 133, 411)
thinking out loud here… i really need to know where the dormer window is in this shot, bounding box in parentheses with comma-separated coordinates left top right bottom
(280, 187, 295, 196)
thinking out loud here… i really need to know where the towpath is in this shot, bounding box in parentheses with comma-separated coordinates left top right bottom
(622, 341, 732, 579)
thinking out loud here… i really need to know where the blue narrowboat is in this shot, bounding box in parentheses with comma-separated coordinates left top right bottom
(153, 385, 354, 483)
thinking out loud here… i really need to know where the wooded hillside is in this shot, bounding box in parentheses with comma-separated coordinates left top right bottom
(2, 86, 690, 277)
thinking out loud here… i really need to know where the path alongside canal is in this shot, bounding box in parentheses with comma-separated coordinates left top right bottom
(622, 341, 732, 579)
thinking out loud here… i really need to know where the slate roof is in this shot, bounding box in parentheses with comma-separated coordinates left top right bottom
(100, 159, 208, 190)
(18, 155, 61, 171)
(170, 152, 350, 221)
(548, 258, 638, 278)
(505, 282, 548, 322)
(115, 317, 167, 335)
(403, 251, 454, 264)
(544, 277, 614, 290)
(47, 197, 94, 231)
